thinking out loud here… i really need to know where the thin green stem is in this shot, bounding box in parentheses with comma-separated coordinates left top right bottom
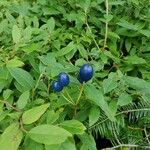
(0, 100, 22, 112)
(32, 73, 43, 100)
(61, 93, 75, 105)
(103, 0, 109, 50)
(76, 84, 84, 105)
(84, 12, 101, 53)
(64, 90, 74, 104)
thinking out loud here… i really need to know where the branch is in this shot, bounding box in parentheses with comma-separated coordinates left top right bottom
(103, 0, 109, 50)
(0, 100, 22, 112)
(102, 144, 150, 150)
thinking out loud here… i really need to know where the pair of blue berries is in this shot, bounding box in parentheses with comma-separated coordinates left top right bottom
(52, 64, 93, 92)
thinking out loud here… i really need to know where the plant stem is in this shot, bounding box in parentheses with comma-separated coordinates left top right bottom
(102, 144, 150, 150)
(103, 0, 109, 50)
(0, 100, 22, 112)
(85, 13, 101, 53)
(64, 90, 74, 104)
(32, 73, 43, 100)
(19, 118, 28, 133)
(61, 93, 75, 105)
(76, 84, 84, 105)
(73, 84, 84, 116)
(144, 128, 150, 145)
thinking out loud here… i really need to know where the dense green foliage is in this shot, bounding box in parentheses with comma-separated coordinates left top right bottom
(0, 0, 150, 149)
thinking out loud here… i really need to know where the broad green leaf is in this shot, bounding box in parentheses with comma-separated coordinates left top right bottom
(78, 133, 97, 150)
(17, 90, 30, 109)
(60, 120, 86, 134)
(9, 67, 35, 90)
(108, 31, 120, 39)
(103, 78, 118, 94)
(77, 44, 88, 59)
(22, 43, 41, 54)
(22, 103, 50, 124)
(84, 84, 115, 121)
(46, 110, 59, 124)
(117, 92, 132, 106)
(56, 42, 75, 57)
(124, 55, 146, 64)
(28, 124, 72, 145)
(0, 123, 23, 150)
(23, 26, 32, 41)
(89, 106, 100, 126)
(45, 139, 76, 150)
(6, 58, 24, 68)
(139, 29, 150, 37)
(117, 20, 138, 30)
(12, 25, 21, 43)
(123, 76, 150, 93)
(47, 17, 55, 32)
(24, 138, 43, 150)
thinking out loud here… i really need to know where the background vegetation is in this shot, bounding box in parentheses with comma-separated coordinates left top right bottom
(0, 0, 150, 149)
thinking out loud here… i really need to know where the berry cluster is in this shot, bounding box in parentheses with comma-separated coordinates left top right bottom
(52, 64, 93, 92)
(52, 72, 70, 92)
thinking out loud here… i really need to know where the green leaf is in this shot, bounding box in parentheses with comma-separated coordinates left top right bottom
(124, 55, 146, 64)
(47, 17, 55, 32)
(23, 26, 32, 41)
(84, 84, 115, 121)
(117, 92, 132, 106)
(17, 90, 30, 109)
(46, 110, 59, 124)
(28, 124, 72, 145)
(0, 123, 23, 150)
(77, 44, 88, 59)
(123, 76, 150, 93)
(24, 138, 43, 150)
(12, 25, 21, 43)
(3, 89, 13, 100)
(60, 120, 86, 134)
(56, 42, 75, 57)
(103, 78, 118, 94)
(89, 106, 100, 126)
(9, 67, 35, 91)
(22, 103, 50, 124)
(117, 20, 138, 30)
(6, 58, 24, 68)
(78, 133, 97, 150)
(45, 139, 76, 150)
(139, 29, 150, 37)
(104, 14, 113, 22)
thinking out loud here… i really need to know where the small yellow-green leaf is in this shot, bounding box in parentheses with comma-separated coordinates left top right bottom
(60, 120, 86, 135)
(12, 25, 21, 43)
(22, 103, 50, 124)
(0, 123, 23, 150)
(6, 58, 24, 68)
(17, 90, 30, 109)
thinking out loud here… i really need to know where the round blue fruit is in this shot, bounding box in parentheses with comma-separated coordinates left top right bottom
(52, 81, 63, 92)
(58, 72, 70, 86)
(79, 64, 93, 82)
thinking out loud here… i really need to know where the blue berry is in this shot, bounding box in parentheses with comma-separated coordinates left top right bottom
(79, 64, 93, 82)
(52, 81, 63, 92)
(58, 72, 70, 87)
